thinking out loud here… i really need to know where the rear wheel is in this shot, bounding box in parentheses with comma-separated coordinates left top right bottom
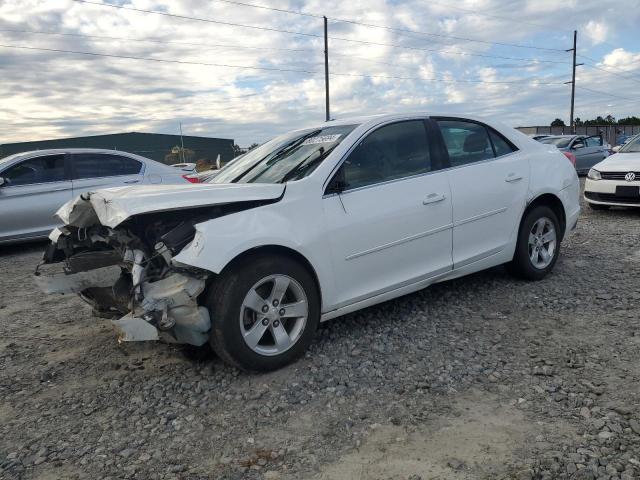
(507, 205, 561, 281)
(206, 253, 320, 371)
(588, 202, 610, 210)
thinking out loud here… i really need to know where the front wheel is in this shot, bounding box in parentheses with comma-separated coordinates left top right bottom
(507, 205, 561, 281)
(205, 253, 320, 371)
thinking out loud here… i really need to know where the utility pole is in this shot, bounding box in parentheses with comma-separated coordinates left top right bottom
(565, 30, 583, 133)
(324, 16, 330, 122)
(179, 121, 186, 163)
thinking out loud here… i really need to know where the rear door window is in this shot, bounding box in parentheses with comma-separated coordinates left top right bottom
(488, 129, 518, 157)
(436, 120, 494, 167)
(72, 153, 142, 179)
(2, 154, 66, 186)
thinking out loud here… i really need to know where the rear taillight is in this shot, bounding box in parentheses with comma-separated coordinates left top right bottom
(562, 151, 576, 167)
(182, 174, 199, 183)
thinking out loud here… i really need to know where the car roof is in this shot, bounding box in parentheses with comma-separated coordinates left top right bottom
(298, 112, 524, 137)
(0, 148, 160, 167)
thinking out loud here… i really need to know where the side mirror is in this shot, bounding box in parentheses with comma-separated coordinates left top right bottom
(572, 142, 584, 149)
(612, 145, 621, 153)
(325, 167, 349, 195)
(0, 177, 6, 187)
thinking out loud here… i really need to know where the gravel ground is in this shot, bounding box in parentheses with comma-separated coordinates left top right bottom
(1, 180, 640, 480)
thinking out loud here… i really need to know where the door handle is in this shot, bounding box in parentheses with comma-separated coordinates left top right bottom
(423, 193, 446, 205)
(505, 174, 523, 183)
(123, 179, 140, 184)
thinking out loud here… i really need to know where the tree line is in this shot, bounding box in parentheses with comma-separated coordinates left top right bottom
(551, 115, 640, 127)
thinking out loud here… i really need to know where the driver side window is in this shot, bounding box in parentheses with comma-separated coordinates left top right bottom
(3, 155, 66, 186)
(340, 120, 431, 191)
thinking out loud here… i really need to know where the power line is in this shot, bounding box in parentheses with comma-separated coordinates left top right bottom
(577, 54, 640, 80)
(426, 0, 555, 30)
(211, 0, 566, 52)
(581, 63, 640, 84)
(1, 24, 568, 66)
(72, 0, 323, 39)
(328, 36, 570, 64)
(330, 52, 557, 75)
(71, 0, 570, 65)
(0, 27, 563, 86)
(213, 0, 321, 18)
(0, 43, 567, 86)
(576, 86, 635, 101)
(0, 44, 319, 74)
(0, 27, 560, 75)
(0, 28, 319, 54)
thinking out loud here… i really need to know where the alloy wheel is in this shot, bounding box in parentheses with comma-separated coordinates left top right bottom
(239, 274, 308, 356)
(528, 217, 557, 269)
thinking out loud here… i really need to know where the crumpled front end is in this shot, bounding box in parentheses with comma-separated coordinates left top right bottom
(34, 195, 213, 346)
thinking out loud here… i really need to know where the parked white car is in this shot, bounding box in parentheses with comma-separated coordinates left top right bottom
(0, 149, 192, 244)
(36, 114, 580, 371)
(585, 134, 640, 209)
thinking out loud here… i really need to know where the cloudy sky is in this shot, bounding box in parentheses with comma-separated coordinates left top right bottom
(1, 0, 639, 146)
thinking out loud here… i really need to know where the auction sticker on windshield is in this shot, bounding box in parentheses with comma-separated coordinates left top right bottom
(302, 134, 342, 145)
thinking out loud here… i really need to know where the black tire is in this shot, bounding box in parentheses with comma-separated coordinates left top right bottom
(588, 202, 610, 210)
(205, 253, 320, 372)
(507, 205, 561, 281)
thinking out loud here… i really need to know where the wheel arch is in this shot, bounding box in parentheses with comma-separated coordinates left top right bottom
(217, 244, 324, 310)
(523, 193, 567, 240)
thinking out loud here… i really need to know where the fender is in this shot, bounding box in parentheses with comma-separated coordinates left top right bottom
(173, 199, 337, 311)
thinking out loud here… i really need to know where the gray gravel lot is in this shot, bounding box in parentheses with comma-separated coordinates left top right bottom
(1, 180, 640, 480)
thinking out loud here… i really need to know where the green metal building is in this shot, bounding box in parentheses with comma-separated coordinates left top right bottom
(0, 132, 235, 165)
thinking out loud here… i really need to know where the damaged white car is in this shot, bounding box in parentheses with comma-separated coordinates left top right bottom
(36, 113, 580, 371)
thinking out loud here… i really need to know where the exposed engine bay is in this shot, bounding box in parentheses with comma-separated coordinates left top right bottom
(34, 186, 284, 346)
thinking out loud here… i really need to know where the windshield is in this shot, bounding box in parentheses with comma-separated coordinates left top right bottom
(211, 124, 358, 184)
(619, 135, 640, 153)
(539, 136, 573, 148)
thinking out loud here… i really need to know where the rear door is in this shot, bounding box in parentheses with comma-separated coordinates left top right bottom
(582, 135, 608, 171)
(70, 152, 144, 196)
(433, 118, 529, 268)
(0, 154, 72, 241)
(323, 119, 453, 308)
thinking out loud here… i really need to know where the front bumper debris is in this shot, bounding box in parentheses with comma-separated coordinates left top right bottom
(34, 223, 212, 347)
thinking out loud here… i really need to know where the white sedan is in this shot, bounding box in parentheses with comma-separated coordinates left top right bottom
(36, 113, 580, 371)
(585, 134, 640, 209)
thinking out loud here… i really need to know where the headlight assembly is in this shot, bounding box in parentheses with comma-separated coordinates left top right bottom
(587, 168, 601, 181)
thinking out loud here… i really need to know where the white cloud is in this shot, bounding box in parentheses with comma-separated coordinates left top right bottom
(583, 20, 609, 45)
(0, 0, 638, 146)
(602, 48, 640, 70)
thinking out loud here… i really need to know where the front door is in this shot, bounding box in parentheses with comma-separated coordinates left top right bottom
(323, 120, 453, 309)
(0, 154, 73, 241)
(433, 118, 529, 268)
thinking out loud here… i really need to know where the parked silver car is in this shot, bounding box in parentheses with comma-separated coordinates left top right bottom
(538, 135, 609, 174)
(0, 149, 190, 244)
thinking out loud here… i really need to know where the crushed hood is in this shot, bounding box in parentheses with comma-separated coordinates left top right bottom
(57, 183, 286, 228)
(593, 153, 640, 172)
